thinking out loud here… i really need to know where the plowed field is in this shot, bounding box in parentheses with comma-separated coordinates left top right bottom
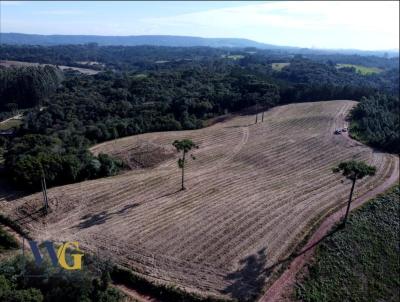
(1, 100, 397, 300)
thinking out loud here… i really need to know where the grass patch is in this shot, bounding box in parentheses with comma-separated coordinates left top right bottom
(0, 226, 18, 252)
(295, 186, 400, 302)
(222, 55, 244, 60)
(348, 120, 367, 144)
(336, 64, 383, 75)
(0, 118, 22, 131)
(271, 62, 290, 71)
(133, 73, 148, 79)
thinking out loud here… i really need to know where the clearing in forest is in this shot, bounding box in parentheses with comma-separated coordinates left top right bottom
(335, 63, 383, 75)
(271, 62, 290, 71)
(0, 100, 397, 300)
(0, 60, 100, 75)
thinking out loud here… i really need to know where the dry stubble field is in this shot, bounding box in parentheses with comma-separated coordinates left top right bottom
(0, 100, 397, 300)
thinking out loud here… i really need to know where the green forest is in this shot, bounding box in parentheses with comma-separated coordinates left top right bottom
(0, 44, 398, 190)
(0, 66, 63, 120)
(350, 94, 399, 153)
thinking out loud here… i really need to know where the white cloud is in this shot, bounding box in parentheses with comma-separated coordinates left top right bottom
(0, 1, 22, 6)
(140, 1, 399, 49)
(1, 1, 398, 50)
(34, 10, 84, 16)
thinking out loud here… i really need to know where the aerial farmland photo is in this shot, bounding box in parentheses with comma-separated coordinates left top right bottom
(0, 1, 399, 302)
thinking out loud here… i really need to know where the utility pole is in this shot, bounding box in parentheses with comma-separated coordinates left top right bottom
(41, 174, 49, 214)
(255, 102, 258, 124)
(22, 237, 26, 281)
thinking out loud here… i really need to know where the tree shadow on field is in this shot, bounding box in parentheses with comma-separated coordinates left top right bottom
(223, 248, 270, 301)
(158, 189, 184, 199)
(77, 211, 109, 229)
(115, 203, 140, 214)
(223, 225, 343, 301)
(75, 203, 139, 230)
(14, 206, 48, 224)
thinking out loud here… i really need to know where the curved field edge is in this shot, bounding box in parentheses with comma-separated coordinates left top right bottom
(295, 185, 400, 302)
(258, 154, 399, 302)
(0, 100, 396, 301)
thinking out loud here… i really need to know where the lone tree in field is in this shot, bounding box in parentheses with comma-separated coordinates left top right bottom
(332, 160, 376, 227)
(173, 139, 198, 190)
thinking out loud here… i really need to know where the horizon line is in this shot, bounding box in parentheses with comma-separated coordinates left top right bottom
(1, 32, 399, 52)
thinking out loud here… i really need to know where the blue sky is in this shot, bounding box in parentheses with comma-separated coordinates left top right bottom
(1, 1, 399, 50)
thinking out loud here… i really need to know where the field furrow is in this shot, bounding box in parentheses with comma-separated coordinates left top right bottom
(1, 100, 397, 300)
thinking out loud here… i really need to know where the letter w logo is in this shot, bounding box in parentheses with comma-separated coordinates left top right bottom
(28, 241, 59, 267)
(28, 240, 83, 270)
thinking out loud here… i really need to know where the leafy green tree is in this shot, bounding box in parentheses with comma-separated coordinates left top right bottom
(60, 154, 82, 183)
(98, 153, 123, 177)
(0, 275, 11, 297)
(3, 288, 44, 302)
(0, 66, 62, 111)
(172, 139, 198, 190)
(0, 275, 43, 302)
(100, 271, 111, 291)
(11, 154, 43, 187)
(90, 279, 101, 302)
(333, 160, 376, 226)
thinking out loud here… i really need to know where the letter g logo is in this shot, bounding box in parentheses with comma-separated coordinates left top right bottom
(57, 241, 83, 270)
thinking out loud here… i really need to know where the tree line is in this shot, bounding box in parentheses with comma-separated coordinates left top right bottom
(1, 44, 398, 72)
(350, 94, 399, 153)
(0, 45, 398, 190)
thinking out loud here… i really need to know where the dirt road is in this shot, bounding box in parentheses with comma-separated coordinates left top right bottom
(112, 284, 159, 302)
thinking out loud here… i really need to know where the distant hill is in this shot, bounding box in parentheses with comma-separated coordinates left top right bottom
(0, 33, 398, 57)
(0, 32, 287, 49)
